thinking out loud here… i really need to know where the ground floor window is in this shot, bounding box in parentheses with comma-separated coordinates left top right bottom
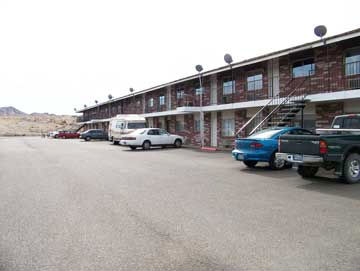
(222, 119, 235, 136)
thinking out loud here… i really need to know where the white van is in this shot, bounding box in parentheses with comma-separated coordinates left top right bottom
(108, 114, 147, 144)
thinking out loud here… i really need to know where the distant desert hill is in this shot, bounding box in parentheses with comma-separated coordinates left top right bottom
(0, 107, 79, 136)
(0, 106, 26, 116)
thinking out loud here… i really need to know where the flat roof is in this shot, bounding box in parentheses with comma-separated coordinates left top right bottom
(77, 27, 360, 113)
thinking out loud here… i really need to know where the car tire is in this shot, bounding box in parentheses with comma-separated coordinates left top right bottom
(343, 153, 360, 184)
(243, 161, 257, 168)
(142, 140, 151, 150)
(174, 139, 182, 148)
(130, 146, 137, 150)
(62, 136, 66, 139)
(297, 165, 319, 178)
(54, 135, 58, 138)
(269, 152, 286, 170)
(85, 136, 91, 141)
(113, 141, 119, 145)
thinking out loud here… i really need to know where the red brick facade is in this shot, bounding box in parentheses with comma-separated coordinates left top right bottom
(79, 33, 360, 148)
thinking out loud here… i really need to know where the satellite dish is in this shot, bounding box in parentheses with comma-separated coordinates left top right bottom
(84, 104, 87, 108)
(195, 64, 203, 72)
(224, 53, 233, 64)
(108, 94, 113, 100)
(129, 88, 134, 93)
(94, 100, 98, 104)
(314, 25, 327, 38)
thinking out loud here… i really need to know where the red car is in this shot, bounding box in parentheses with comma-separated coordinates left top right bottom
(57, 131, 80, 139)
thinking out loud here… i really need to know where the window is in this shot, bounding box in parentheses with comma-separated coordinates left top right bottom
(115, 121, 125, 129)
(148, 98, 154, 107)
(247, 74, 263, 91)
(345, 48, 360, 76)
(147, 129, 160, 135)
(159, 129, 168, 135)
(222, 119, 235, 137)
(292, 59, 315, 78)
(194, 119, 200, 132)
(127, 122, 146, 129)
(177, 89, 184, 99)
(195, 87, 204, 95)
(223, 80, 235, 95)
(159, 95, 165, 106)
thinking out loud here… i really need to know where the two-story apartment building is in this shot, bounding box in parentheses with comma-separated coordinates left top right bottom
(77, 28, 360, 149)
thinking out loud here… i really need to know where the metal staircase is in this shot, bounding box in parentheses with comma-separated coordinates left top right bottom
(236, 77, 309, 137)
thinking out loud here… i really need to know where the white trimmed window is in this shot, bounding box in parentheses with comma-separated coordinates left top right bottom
(195, 87, 204, 95)
(292, 59, 315, 78)
(345, 48, 360, 76)
(177, 89, 184, 99)
(148, 98, 154, 107)
(222, 119, 235, 136)
(223, 80, 235, 95)
(159, 95, 165, 106)
(247, 74, 263, 91)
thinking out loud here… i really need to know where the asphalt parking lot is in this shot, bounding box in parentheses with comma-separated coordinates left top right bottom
(1, 137, 360, 270)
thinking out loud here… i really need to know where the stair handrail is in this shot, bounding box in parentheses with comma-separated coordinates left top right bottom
(248, 77, 309, 135)
(235, 78, 296, 137)
(235, 96, 276, 137)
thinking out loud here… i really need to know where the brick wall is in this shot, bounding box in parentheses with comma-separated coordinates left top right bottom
(315, 102, 344, 128)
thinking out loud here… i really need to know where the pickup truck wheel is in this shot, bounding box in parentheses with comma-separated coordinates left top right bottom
(269, 153, 286, 170)
(297, 165, 318, 178)
(142, 140, 151, 150)
(243, 161, 257, 168)
(113, 141, 119, 145)
(344, 153, 360, 184)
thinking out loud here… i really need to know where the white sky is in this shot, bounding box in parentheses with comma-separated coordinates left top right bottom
(0, 0, 359, 115)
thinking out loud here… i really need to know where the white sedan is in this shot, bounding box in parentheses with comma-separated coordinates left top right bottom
(120, 128, 184, 150)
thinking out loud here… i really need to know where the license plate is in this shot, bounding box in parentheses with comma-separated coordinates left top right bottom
(293, 154, 303, 161)
(237, 154, 244, 160)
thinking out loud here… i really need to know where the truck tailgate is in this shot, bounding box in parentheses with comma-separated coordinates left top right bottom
(279, 135, 322, 155)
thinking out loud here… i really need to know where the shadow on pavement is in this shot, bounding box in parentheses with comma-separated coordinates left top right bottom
(297, 175, 360, 201)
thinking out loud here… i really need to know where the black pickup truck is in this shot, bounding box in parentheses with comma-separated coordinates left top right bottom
(276, 114, 360, 183)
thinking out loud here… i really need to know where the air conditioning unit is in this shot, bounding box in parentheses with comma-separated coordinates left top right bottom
(222, 96, 228, 104)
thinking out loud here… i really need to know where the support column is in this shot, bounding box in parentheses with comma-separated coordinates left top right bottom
(211, 111, 217, 147)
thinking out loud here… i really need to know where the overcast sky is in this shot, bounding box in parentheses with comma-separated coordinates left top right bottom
(0, 0, 359, 115)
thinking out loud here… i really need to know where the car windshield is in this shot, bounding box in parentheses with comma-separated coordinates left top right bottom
(247, 129, 282, 139)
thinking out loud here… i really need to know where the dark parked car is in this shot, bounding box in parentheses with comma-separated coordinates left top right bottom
(57, 130, 80, 139)
(80, 129, 108, 141)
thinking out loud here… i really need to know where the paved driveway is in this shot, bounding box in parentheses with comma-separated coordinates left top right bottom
(0, 137, 360, 270)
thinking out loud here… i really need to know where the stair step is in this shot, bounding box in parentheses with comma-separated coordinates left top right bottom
(281, 103, 306, 108)
(277, 112, 297, 116)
